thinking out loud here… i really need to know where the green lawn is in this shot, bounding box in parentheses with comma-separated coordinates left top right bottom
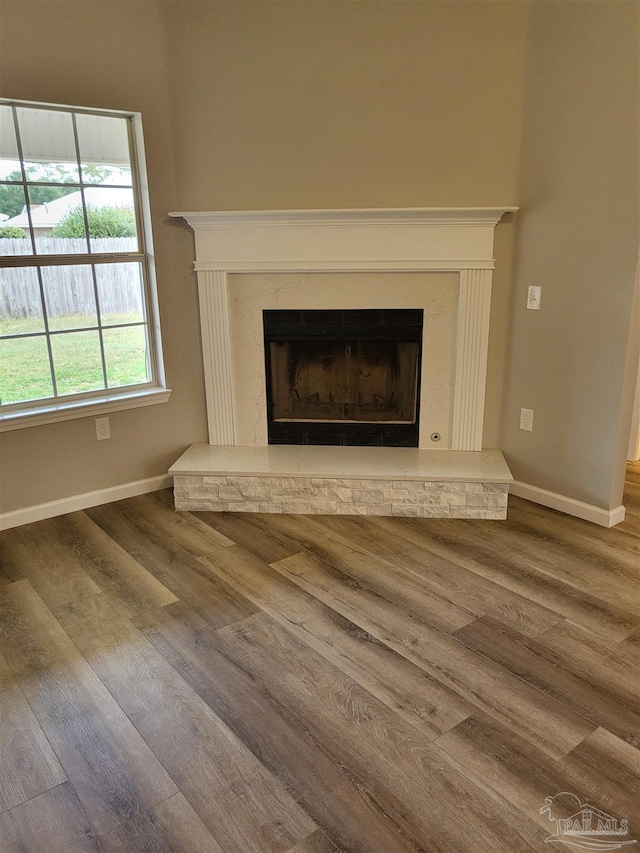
(0, 313, 149, 405)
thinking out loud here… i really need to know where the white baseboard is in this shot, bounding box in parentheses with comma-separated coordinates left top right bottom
(510, 481, 626, 528)
(0, 474, 626, 531)
(0, 474, 173, 531)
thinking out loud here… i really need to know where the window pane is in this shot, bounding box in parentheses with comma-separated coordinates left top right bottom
(0, 335, 53, 403)
(0, 267, 44, 335)
(0, 161, 22, 181)
(50, 329, 104, 396)
(16, 108, 79, 183)
(0, 106, 18, 159)
(0, 184, 34, 255)
(41, 265, 97, 331)
(96, 262, 144, 325)
(0, 106, 21, 180)
(76, 114, 132, 186)
(31, 187, 88, 254)
(103, 324, 149, 388)
(0, 160, 21, 181)
(84, 187, 138, 252)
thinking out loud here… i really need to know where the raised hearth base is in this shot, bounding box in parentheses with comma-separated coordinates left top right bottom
(170, 445, 513, 520)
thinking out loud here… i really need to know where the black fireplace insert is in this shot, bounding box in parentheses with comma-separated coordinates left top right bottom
(264, 309, 423, 446)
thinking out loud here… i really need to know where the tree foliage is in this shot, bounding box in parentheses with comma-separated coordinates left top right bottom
(50, 204, 136, 238)
(0, 175, 74, 219)
(0, 225, 27, 238)
(0, 165, 119, 219)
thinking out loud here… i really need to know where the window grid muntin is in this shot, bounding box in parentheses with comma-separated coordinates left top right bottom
(10, 106, 37, 256)
(72, 110, 92, 256)
(0, 100, 159, 408)
(10, 107, 59, 394)
(0, 262, 150, 399)
(1, 180, 134, 188)
(1, 321, 152, 400)
(34, 263, 58, 397)
(70, 111, 108, 387)
(1, 320, 148, 341)
(4, 104, 142, 258)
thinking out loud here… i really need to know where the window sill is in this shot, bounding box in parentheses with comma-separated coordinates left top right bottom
(0, 387, 172, 432)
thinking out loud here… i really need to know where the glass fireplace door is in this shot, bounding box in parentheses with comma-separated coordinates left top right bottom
(268, 339, 420, 424)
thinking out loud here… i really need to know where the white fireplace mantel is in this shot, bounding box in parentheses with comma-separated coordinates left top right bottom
(170, 207, 517, 451)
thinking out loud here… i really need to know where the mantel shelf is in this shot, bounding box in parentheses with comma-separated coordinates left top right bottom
(170, 206, 518, 230)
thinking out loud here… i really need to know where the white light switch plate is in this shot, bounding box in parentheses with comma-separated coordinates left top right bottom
(527, 286, 542, 310)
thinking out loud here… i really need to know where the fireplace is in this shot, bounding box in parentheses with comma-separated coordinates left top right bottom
(169, 207, 516, 520)
(168, 206, 518, 452)
(264, 309, 423, 446)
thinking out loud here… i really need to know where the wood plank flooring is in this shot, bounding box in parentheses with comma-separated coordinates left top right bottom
(0, 464, 638, 852)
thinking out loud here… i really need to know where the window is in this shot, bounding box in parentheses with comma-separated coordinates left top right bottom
(0, 100, 169, 430)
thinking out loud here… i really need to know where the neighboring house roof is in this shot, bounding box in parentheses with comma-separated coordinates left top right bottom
(4, 186, 134, 229)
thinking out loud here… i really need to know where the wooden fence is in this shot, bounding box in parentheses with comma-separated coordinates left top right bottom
(0, 238, 142, 320)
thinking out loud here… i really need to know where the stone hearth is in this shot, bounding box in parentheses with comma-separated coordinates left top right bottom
(170, 445, 512, 520)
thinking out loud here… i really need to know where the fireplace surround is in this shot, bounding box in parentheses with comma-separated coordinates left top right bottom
(169, 207, 517, 519)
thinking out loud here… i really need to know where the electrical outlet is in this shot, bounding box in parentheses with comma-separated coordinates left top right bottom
(527, 286, 542, 310)
(95, 416, 111, 441)
(520, 408, 534, 432)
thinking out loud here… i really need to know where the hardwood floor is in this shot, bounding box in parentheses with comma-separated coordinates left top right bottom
(0, 465, 638, 852)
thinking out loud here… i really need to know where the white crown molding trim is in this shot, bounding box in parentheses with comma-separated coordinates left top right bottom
(170, 207, 518, 229)
(0, 474, 172, 531)
(172, 206, 517, 452)
(510, 480, 626, 528)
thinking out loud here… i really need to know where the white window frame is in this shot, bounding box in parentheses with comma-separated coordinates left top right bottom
(0, 99, 170, 432)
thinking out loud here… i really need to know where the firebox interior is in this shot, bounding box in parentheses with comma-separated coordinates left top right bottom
(264, 309, 423, 446)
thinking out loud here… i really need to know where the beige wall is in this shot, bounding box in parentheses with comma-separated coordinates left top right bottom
(502, 0, 639, 509)
(0, 0, 208, 514)
(1, 0, 528, 514)
(164, 1, 527, 211)
(163, 0, 528, 450)
(1, 0, 637, 517)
